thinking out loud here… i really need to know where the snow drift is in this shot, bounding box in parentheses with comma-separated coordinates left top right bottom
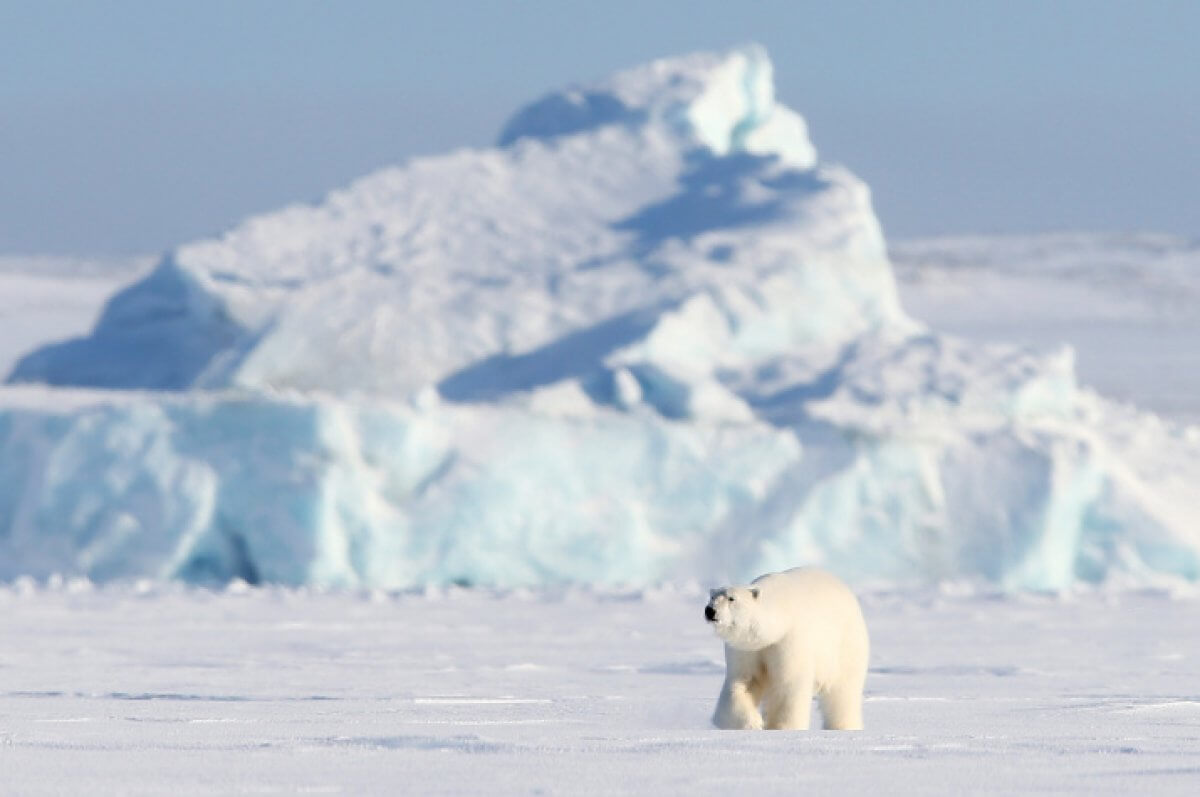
(3, 46, 1200, 589)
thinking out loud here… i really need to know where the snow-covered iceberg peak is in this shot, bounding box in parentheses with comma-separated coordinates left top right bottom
(499, 44, 818, 168)
(9, 44, 894, 397)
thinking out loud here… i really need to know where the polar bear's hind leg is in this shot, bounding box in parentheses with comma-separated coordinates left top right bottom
(818, 680, 864, 730)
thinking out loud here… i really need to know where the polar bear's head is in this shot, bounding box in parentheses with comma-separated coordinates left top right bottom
(704, 585, 777, 651)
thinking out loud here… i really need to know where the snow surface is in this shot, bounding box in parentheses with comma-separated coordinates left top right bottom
(3, 582, 1200, 795)
(0, 255, 151, 379)
(2, 47, 1199, 590)
(893, 232, 1200, 425)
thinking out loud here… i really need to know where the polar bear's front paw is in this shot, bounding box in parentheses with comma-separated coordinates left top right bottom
(712, 708, 764, 730)
(738, 714, 764, 731)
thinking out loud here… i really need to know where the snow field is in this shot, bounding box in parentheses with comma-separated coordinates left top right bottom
(2, 584, 1200, 795)
(893, 233, 1200, 424)
(0, 255, 151, 379)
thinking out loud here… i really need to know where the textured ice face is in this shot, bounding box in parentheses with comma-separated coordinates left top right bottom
(3, 343, 1200, 590)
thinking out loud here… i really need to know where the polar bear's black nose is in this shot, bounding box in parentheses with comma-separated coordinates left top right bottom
(705, 605, 716, 622)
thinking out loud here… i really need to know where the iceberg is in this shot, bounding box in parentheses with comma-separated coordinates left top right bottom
(0, 392, 801, 586)
(3, 46, 1199, 589)
(10, 45, 903, 396)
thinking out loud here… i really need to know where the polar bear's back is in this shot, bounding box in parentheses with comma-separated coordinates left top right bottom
(751, 566, 860, 607)
(752, 567, 869, 686)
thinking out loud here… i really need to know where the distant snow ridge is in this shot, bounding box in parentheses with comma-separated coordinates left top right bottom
(892, 232, 1200, 425)
(3, 47, 1200, 589)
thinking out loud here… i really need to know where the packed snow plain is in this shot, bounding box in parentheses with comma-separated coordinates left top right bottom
(4, 583, 1200, 795)
(4, 45, 1200, 794)
(893, 233, 1200, 425)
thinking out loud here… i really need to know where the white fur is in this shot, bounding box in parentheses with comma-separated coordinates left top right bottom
(706, 567, 869, 730)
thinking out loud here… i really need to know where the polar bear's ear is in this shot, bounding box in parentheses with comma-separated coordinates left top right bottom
(749, 588, 760, 599)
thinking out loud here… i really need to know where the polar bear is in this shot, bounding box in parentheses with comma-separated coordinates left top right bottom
(705, 567, 869, 730)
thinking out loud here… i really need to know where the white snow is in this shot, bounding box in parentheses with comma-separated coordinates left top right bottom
(3, 582, 1200, 795)
(0, 255, 151, 379)
(893, 232, 1200, 424)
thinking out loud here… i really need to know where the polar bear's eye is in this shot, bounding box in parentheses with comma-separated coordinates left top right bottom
(728, 596, 735, 602)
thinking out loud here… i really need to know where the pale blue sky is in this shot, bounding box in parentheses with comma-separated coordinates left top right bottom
(2, 0, 1196, 254)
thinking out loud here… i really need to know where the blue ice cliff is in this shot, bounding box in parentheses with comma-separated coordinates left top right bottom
(4, 46, 1200, 589)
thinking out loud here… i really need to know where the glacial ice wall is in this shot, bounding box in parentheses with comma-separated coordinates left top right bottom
(3, 366, 1198, 590)
(3, 46, 1200, 589)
